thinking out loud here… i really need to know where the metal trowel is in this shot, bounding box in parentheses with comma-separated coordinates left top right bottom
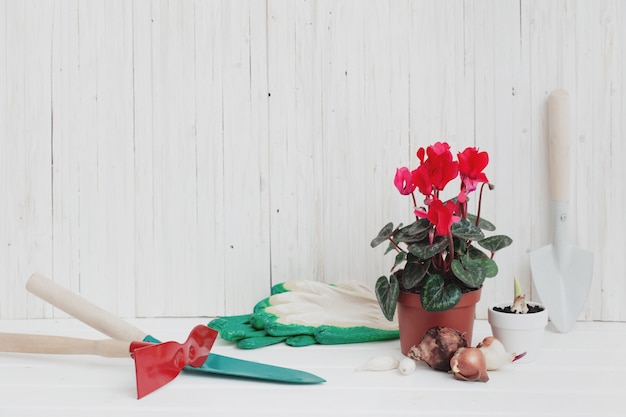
(529, 89, 594, 333)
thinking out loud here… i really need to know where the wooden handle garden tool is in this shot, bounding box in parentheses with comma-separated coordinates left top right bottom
(528, 89, 594, 333)
(0, 325, 217, 399)
(26, 273, 326, 384)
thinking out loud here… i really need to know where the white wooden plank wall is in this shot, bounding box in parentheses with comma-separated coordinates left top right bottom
(0, 0, 624, 321)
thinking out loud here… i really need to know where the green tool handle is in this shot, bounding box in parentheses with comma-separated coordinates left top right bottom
(0, 332, 131, 358)
(26, 273, 146, 343)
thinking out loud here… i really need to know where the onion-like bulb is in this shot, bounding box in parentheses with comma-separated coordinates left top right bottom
(450, 347, 489, 382)
(477, 336, 526, 370)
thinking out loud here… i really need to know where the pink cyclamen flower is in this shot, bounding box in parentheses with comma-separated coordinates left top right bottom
(394, 167, 416, 195)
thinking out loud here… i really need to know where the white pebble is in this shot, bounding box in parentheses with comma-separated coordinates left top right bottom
(398, 357, 416, 375)
(356, 356, 399, 371)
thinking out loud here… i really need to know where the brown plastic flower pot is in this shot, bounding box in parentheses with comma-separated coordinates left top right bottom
(397, 288, 481, 355)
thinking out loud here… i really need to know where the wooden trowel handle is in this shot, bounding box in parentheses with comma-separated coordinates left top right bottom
(0, 333, 131, 358)
(548, 89, 570, 202)
(26, 273, 146, 343)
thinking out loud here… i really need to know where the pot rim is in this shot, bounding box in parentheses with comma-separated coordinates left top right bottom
(487, 301, 549, 329)
(398, 287, 482, 309)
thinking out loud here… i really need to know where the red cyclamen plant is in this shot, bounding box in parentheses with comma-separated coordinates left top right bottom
(372, 142, 512, 321)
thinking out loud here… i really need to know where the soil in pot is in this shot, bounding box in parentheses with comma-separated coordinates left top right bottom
(492, 304, 545, 314)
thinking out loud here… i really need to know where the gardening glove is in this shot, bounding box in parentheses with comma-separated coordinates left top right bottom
(208, 280, 399, 349)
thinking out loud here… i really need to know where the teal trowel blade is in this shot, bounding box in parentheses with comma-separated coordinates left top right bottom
(142, 334, 325, 384)
(184, 353, 326, 384)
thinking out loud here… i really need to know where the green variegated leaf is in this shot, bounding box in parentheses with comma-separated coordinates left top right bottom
(401, 259, 430, 290)
(467, 244, 487, 259)
(467, 214, 496, 231)
(451, 219, 485, 240)
(478, 235, 513, 253)
(375, 275, 400, 321)
(420, 274, 462, 312)
(395, 219, 430, 243)
(407, 236, 449, 261)
(479, 257, 498, 278)
(453, 236, 467, 254)
(384, 241, 396, 255)
(393, 251, 407, 269)
(451, 256, 486, 289)
(371, 222, 394, 248)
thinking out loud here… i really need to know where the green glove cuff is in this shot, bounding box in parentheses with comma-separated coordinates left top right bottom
(208, 314, 253, 331)
(236, 334, 318, 349)
(285, 335, 318, 347)
(314, 326, 399, 344)
(208, 314, 268, 342)
(236, 335, 287, 349)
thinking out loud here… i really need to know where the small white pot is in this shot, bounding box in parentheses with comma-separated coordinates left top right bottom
(487, 302, 548, 363)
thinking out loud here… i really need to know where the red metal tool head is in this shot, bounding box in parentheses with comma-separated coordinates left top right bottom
(131, 325, 217, 399)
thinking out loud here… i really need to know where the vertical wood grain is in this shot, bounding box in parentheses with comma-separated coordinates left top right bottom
(469, 0, 523, 317)
(578, 0, 625, 321)
(571, 0, 599, 321)
(221, 0, 271, 314)
(267, 0, 324, 283)
(50, 0, 80, 317)
(193, 1, 226, 316)
(53, 1, 136, 317)
(133, 0, 200, 317)
(612, 1, 626, 321)
(131, 0, 156, 317)
(1, 0, 625, 322)
(1, 0, 54, 318)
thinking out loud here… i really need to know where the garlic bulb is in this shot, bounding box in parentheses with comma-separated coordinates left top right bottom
(477, 336, 525, 370)
(398, 357, 416, 375)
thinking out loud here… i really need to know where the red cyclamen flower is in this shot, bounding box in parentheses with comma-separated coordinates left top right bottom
(458, 147, 489, 192)
(412, 142, 459, 197)
(417, 199, 460, 236)
(394, 167, 417, 195)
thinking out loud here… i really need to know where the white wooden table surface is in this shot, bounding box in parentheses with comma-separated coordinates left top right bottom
(0, 318, 624, 417)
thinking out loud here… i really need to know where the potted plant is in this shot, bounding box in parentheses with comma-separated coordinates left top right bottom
(372, 142, 512, 354)
(487, 277, 548, 362)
